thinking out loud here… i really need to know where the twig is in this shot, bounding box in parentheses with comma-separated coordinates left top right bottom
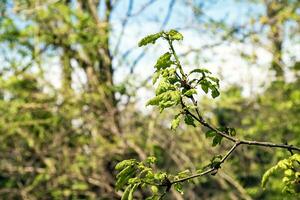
(171, 142, 240, 184)
(171, 167, 216, 185)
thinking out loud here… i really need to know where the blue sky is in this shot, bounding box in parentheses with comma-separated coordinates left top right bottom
(109, 0, 272, 103)
(1, 0, 299, 104)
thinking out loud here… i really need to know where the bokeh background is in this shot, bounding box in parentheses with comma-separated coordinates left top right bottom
(0, 0, 299, 199)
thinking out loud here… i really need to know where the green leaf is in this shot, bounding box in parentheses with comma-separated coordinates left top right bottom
(210, 155, 222, 168)
(155, 52, 172, 70)
(121, 185, 131, 200)
(155, 79, 175, 95)
(171, 114, 182, 130)
(184, 114, 196, 127)
(128, 184, 139, 200)
(152, 71, 160, 84)
(177, 169, 191, 178)
(211, 88, 220, 98)
(146, 96, 161, 106)
(145, 156, 157, 164)
(128, 177, 138, 184)
(154, 172, 167, 181)
(138, 32, 162, 47)
(168, 29, 183, 41)
(116, 165, 134, 179)
(158, 91, 181, 109)
(212, 135, 223, 146)
(189, 68, 211, 75)
(174, 183, 184, 194)
(116, 166, 136, 189)
(261, 154, 300, 190)
(207, 76, 219, 86)
(184, 89, 197, 97)
(227, 128, 236, 136)
(147, 89, 181, 110)
(151, 185, 158, 194)
(205, 130, 216, 138)
(262, 165, 278, 188)
(201, 84, 209, 93)
(116, 159, 136, 171)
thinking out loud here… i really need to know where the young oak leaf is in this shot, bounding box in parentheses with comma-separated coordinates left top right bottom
(171, 114, 183, 130)
(168, 29, 183, 41)
(211, 87, 220, 98)
(138, 32, 163, 47)
(154, 52, 172, 70)
(184, 89, 197, 97)
(184, 114, 196, 127)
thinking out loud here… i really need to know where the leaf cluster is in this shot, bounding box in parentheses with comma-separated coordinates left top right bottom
(115, 157, 170, 200)
(262, 154, 300, 194)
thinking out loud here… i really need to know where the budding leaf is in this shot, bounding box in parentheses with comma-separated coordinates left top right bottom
(189, 68, 211, 75)
(261, 154, 300, 192)
(146, 96, 161, 106)
(128, 184, 139, 200)
(205, 130, 216, 138)
(174, 183, 184, 194)
(207, 76, 219, 86)
(211, 155, 222, 168)
(201, 84, 209, 93)
(151, 185, 158, 194)
(171, 114, 182, 130)
(184, 89, 197, 97)
(115, 159, 136, 171)
(184, 114, 196, 127)
(155, 52, 172, 70)
(227, 128, 236, 136)
(211, 88, 220, 98)
(152, 71, 160, 84)
(212, 135, 223, 146)
(168, 29, 183, 40)
(138, 32, 163, 47)
(121, 185, 131, 200)
(145, 156, 157, 164)
(155, 79, 175, 95)
(116, 166, 136, 189)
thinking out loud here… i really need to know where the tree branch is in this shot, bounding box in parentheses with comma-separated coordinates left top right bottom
(171, 167, 216, 185)
(160, 33, 300, 194)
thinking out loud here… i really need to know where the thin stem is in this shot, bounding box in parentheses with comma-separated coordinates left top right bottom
(240, 140, 300, 152)
(171, 142, 240, 184)
(184, 104, 237, 142)
(182, 100, 300, 152)
(171, 168, 216, 184)
(167, 36, 185, 78)
(220, 142, 240, 164)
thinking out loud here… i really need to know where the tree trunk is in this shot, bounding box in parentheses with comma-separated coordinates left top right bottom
(266, 0, 284, 78)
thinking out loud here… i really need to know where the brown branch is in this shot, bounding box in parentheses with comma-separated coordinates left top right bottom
(171, 142, 240, 185)
(168, 133, 300, 187)
(239, 140, 300, 152)
(188, 109, 300, 152)
(171, 167, 216, 185)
